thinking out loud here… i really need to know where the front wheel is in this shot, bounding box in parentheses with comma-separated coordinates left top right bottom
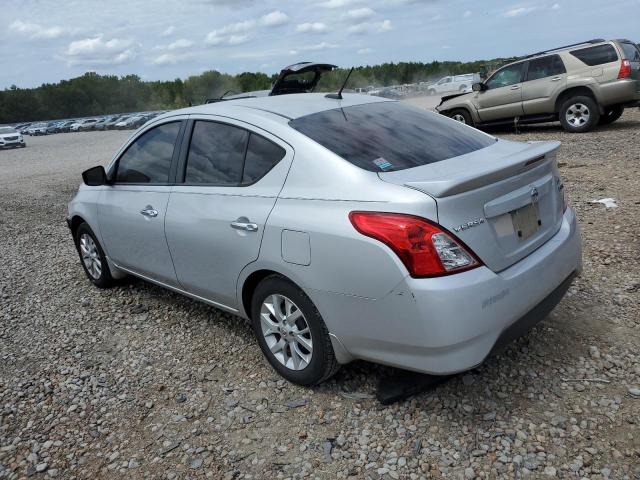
(598, 105, 624, 125)
(75, 223, 116, 288)
(559, 96, 600, 133)
(448, 109, 473, 126)
(251, 275, 339, 386)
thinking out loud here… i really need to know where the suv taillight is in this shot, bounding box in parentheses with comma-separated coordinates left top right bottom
(618, 59, 632, 79)
(349, 212, 481, 277)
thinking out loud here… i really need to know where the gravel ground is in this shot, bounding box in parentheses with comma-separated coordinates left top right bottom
(1, 110, 640, 480)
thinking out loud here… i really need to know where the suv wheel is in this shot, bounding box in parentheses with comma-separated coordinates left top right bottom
(599, 105, 624, 125)
(251, 275, 339, 386)
(75, 223, 116, 288)
(559, 96, 600, 133)
(449, 109, 473, 126)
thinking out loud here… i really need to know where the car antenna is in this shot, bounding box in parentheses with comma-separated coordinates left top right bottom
(326, 67, 354, 100)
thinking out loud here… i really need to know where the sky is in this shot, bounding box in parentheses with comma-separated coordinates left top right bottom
(1, 0, 638, 89)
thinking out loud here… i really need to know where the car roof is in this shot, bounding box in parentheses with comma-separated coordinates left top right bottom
(158, 92, 392, 123)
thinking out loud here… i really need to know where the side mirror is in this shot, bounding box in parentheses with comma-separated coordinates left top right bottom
(472, 82, 486, 92)
(82, 165, 108, 186)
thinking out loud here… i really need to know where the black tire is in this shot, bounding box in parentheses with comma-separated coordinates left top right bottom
(559, 96, 600, 133)
(74, 223, 116, 288)
(448, 108, 473, 126)
(598, 105, 624, 125)
(251, 275, 339, 386)
(459, 85, 467, 91)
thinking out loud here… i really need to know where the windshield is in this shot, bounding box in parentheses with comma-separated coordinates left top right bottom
(0, 127, 17, 134)
(289, 101, 495, 172)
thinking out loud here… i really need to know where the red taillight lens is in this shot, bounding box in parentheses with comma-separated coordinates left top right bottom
(618, 59, 632, 79)
(349, 212, 481, 277)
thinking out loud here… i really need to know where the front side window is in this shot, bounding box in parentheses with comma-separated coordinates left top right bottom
(570, 44, 618, 66)
(115, 122, 180, 183)
(185, 121, 248, 185)
(289, 102, 495, 172)
(486, 63, 524, 89)
(526, 55, 566, 81)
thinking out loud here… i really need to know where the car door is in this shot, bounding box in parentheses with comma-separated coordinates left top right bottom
(475, 62, 525, 122)
(521, 55, 567, 115)
(164, 117, 293, 309)
(97, 119, 185, 286)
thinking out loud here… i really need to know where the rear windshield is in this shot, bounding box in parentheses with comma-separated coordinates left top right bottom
(288, 102, 495, 172)
(619, 42, 640, 62)
(570, 44, 618, 66)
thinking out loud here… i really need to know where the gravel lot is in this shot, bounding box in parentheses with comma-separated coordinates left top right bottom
(1, 109, 640, 480)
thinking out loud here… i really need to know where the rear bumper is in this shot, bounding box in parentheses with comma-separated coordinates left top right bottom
(598, 79, 640, 106)
(310, 208, 582, 374)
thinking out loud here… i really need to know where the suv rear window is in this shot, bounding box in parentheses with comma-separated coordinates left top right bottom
(619, 42, 640, 62)
(289, 102, 495, 172)
(570, 44, 618, 66)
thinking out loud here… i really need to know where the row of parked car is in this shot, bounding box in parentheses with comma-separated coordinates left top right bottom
(11, 111, 166, 137)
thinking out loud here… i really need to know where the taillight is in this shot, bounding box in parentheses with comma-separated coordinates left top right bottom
(618, 59, 632, 79)
(349, 212, 481, 277)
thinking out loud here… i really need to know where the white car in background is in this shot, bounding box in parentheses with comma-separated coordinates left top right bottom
(426, 73, 481, 95)
(27, 122, 48, 136)
(71, 118, 98, 131)
(0, 126, 26, 148)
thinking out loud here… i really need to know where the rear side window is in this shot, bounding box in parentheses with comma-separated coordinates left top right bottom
(115, 122, 180, 183)
(185, 121, 248, 185)
(289, 102, 495, 172)
(619, 42, 640, 62)
(526, 55, 566, 81)
(242, 134, 286, 185)
(570, 44, 618, 66)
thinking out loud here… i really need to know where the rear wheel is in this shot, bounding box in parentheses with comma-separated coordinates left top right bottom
(598, 105, 624, 125)
(75, 223, 116, 288)
(559, 96, 600, 133)
(251, 275, 339, 386)
(448, 109, 473, 126)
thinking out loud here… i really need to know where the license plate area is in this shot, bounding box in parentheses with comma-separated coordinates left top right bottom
(511, 203, 540, 241)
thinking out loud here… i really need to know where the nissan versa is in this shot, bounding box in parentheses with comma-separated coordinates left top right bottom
(67, 92, 582, 385)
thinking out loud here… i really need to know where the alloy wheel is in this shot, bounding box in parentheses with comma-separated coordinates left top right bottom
(452, 114, 466, 124)
(565, 103, 590, 127)
(260, 294, 313, 370)
(79, 233, 102, 280)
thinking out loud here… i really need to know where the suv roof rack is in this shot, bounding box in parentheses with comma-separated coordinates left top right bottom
(524, 38, 606, 59)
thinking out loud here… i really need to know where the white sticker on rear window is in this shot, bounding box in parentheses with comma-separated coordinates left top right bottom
(373, 157, 393, 171)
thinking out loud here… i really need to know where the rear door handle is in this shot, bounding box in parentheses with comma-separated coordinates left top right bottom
(230, 220, 258, 232)
(140, 206, 158, 218)
(551, 76, 562, 82)
(510, 85, 520, 90)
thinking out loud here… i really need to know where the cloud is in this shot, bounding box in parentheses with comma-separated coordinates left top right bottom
(342, 7, 375, 22)
(551, 3, 561, 9)
(502, 6, 538, 17)
(317, 0, 358, 7)
(260, 10, 289, 27)
(463, 10, 472, 18)
(161, 25, 176, 37)
(167, 38, 193, 50)
(357, 47, 372, 54)
(152, 53, 185, 66)
(9, 20, 69, 40)
(205, 19, 256, 45)
(348, 19, 392, 34)
(64, 35, 140, 66)
(289, 42, 339, 55)
(431, 14, 443, 21)
(295, 22, 329, 33)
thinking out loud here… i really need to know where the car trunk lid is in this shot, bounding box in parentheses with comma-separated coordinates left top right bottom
(379, 139, 565, 272)
(270, 62, 337, 96)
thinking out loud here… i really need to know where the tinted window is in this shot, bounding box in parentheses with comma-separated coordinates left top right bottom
(619, 42, 640, 62)
(526, 55, 566, 81)
(115, 122, 180, 183)
(289, 102, 495, 172)
(242, 134, 286, 184)
(185, 121, 248, 185)
(486, 63, 524, 89)
(570, 44, 618, 66)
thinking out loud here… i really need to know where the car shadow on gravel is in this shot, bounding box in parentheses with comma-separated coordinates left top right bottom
(484, 118, 640, 135)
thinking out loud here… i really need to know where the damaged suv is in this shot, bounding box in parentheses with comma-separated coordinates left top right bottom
(437, 39, 640, 132)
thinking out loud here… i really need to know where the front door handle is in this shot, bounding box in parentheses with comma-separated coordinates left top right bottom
(510, 85, 520, 90)
(550, 76, 562, 82)
(231, 217, 258, 232)
(140, 206, 158, 218)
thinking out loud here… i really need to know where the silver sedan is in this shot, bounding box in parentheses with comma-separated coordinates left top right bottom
(67, 93, 582, 385)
